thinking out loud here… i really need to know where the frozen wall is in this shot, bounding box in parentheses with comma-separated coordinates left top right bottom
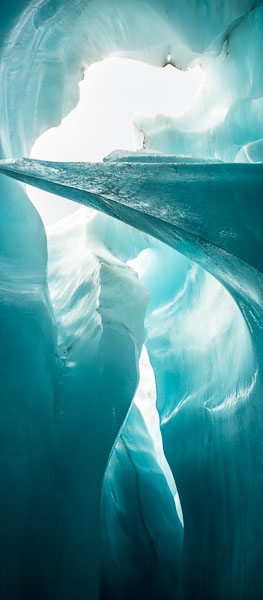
(0, 2, 263, 599)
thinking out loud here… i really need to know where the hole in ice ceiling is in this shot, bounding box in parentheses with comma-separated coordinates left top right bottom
(27, 57, 204, 226)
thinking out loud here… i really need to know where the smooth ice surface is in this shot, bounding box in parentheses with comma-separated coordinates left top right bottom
(1, 2, 263, 600)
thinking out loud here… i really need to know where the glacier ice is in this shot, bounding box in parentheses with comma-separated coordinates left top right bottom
(1, 1, 263, 600)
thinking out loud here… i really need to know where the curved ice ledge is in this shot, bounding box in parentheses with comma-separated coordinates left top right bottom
(1, 157, 263, 283)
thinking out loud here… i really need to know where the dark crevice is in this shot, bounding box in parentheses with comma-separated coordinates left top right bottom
(120, 434, 160, 569)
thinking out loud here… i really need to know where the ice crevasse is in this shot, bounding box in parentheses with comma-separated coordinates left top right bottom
(0, 1, 263, 599)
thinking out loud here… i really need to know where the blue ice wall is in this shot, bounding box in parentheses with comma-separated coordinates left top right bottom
(0, 2, 263, 600)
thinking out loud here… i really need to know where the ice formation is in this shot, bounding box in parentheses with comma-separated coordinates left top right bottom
(0, 2, 263, 600)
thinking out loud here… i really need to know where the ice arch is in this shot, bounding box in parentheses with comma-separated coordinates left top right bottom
(0, 2, 263, 600)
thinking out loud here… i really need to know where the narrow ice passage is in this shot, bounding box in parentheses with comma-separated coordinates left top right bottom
(0, 2, 263, 600)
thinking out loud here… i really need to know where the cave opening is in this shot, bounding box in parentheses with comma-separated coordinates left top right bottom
(27, 57, 203, 225)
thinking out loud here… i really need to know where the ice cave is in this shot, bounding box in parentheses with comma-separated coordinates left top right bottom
(0, 1, 263, 599)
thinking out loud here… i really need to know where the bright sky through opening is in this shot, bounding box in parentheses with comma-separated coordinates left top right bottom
(27, 58, 204, 225)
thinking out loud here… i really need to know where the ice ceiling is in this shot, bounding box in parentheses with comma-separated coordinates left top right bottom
(0, 2, 263, 600)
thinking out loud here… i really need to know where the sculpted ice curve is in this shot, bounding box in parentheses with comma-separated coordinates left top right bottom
(1, 156, 262, 306)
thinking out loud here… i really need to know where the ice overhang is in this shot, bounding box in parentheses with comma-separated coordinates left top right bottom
(0, 156, 262, 282)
